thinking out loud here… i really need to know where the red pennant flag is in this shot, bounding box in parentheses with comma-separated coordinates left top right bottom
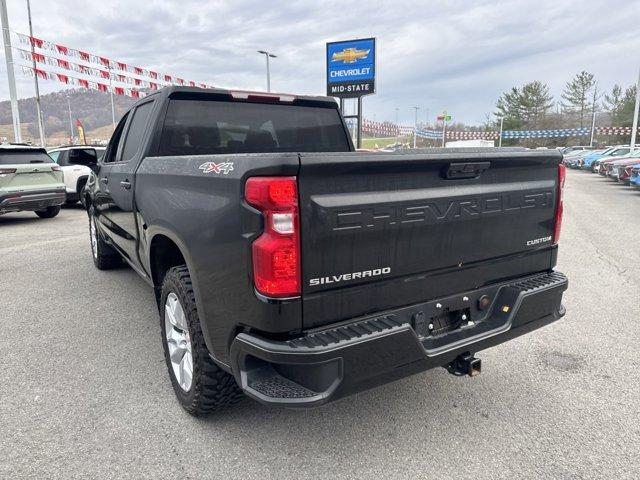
(57, 59, 70, 69)
(117, 61, 127, 71)
(32, 52, 45, 63)
(99, 57, 110, 67)
(134, 78, 142, 86)
(97, 83, 108, 92)
(149, 82, 158, 90)
(131, 90, 140, 98)
(56, 44, 68, 55)
(134, 66, 144, 75)
(188, 81, 195, 87)
(164, 74, 172, 82)
(176, 78, 184, 85)
(99, 70, 110, 79)
(30, 36, 43, 48)
(149, 71, 158, 79)
(114, 87, 125, 95)
(78, 79, 89, 88)
(56, 73, 69, 84)
(78, 51, 90, 61)
(117, 74, 126, 82)
(34, 68, 48, 79)
(199, 83, 206, 88)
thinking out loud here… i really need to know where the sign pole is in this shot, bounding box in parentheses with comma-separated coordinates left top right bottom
(630, 64, 640, 153)
(356, 97, 362, 149)
(0, 0, 22, 142)
(499, 116, 504, 147)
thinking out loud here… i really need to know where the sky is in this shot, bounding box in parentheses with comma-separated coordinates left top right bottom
(1, 0, 639, 125)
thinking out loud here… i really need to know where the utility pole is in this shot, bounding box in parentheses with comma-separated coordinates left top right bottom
(66, 94, 73, 144)
(441, 110, 447, 147)
(630, 65, 640, 153)
(588, 83, 598, 147)
(257, 50, 276, 92)
(498, 116, 504, 147)
(107, 65, 116, 130)
(412, 106, 420, 148)
(1, 0, 22, 142)
(26, 0, 45, 146)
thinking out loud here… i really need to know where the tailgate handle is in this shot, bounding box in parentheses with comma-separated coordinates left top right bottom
(445, 161, 491, 179)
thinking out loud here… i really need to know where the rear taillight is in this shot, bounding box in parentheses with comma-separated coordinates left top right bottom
(0, 168, 17, 174)
(245, 176, 300, 298)
(553, 164, 566, 245)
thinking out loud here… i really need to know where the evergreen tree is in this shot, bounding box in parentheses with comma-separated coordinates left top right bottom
(561, 71, 596, 127)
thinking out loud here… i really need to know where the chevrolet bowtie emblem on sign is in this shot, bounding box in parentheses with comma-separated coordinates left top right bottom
(199, 162, 234, 175)
(331, 47, 370, 64)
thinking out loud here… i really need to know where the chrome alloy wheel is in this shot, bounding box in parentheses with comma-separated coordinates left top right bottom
(164, 292, 193, 392)
(89, 215, 98, 259)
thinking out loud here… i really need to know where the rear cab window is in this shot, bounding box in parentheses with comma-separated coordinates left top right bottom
(158, 97, 351, 156)
(0, 150, 54, 165)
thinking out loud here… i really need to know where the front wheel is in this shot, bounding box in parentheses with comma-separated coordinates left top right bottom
(88, 209, 121, 269)
(160, 265, 243, 415)
(35, 205, 61, 218)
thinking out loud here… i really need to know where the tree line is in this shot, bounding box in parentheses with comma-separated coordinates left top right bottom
(493, 71, 638, 146)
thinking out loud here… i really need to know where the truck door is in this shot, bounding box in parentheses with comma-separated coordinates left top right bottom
(103, 99, 155, 265)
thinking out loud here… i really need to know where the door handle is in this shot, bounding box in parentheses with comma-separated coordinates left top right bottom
(100, 177, 108, 184)
(120, 180, 132, 189)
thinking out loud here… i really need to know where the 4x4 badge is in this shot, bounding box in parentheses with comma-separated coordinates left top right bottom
(199, 162, 234, 175)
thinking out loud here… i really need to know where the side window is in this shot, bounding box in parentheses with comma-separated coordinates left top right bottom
(120, 101, 154, 162)
(58, 151, 69, 166)
(48, 151, 60, 163)
(102, 113, 130, 164)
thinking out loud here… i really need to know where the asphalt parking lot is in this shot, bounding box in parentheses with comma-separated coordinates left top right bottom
(1, 169, 639, 479)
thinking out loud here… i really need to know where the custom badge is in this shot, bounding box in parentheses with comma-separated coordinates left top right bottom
(198, 162, 234, 175)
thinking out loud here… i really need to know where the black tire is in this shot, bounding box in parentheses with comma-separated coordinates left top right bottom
(88, 208, 121, 270)
(35, 205, 61, 218)
(160, 265, 243, 416)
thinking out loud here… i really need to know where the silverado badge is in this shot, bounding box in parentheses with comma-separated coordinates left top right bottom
(199, 162, 234, 175)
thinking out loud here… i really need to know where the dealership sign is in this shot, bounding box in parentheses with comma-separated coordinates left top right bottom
(326, 38, 375, 98)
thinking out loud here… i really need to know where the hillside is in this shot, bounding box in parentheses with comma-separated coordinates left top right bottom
(0, 88, 135, 145)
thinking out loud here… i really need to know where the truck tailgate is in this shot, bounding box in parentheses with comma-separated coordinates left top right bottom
(298, 149, 562, 329)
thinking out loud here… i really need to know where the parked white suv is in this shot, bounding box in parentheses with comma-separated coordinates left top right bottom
(47, 146, 105, 204)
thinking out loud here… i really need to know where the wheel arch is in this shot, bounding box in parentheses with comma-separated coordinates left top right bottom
(147, 228, 218, 362)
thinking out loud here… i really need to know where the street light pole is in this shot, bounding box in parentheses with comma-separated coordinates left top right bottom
(498, 116, 504, 147)
(412, 106, 420, 149)
(107, 65, 115, 130)
(257, 50, 276, 92)
(630, 65, 640, 153)
(0, 0, 22, 142)
(395, 107, 399, 140)
(26, 0, 45, 146)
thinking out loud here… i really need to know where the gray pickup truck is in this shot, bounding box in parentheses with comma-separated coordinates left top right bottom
(85, 87, 568, 415)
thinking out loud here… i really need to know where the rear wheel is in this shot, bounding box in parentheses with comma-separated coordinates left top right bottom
(35, 205, 61, 218)
(88, 209, 121, 269)
(160, 265, 243, 416)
